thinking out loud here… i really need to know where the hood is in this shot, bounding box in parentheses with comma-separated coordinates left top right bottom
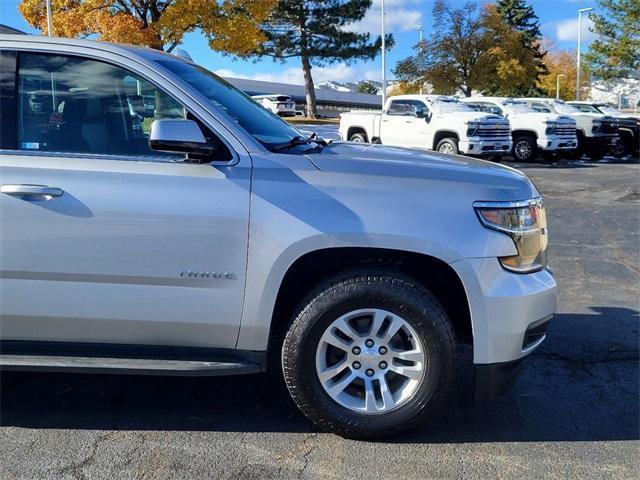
(510, 112, 575, 125)
(305, 142, 538, 201)
(436, 110, 506, 124)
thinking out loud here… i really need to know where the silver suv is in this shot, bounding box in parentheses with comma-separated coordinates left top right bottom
(0, 35, 557, 439)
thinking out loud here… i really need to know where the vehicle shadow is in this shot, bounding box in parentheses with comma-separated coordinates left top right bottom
(1, 308, 638, 443)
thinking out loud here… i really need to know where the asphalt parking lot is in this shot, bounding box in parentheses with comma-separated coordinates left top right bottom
(1, 158, 639, 479)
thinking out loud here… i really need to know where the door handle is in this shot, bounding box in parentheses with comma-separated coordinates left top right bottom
(1, 184, 64, 199)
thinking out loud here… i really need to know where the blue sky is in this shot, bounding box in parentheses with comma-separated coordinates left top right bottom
(0, 0, 599, 84)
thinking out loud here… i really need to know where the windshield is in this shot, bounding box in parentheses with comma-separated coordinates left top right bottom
(553, 101, 582, 114)
(434, 100, 475, 113)
(598, 105, 622, 116)
(156, 59, 303, 150)
(503, 102, 536, 114)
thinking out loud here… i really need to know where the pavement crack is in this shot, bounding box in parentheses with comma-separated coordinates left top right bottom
(55, 431, 114, 480)
(296, 433, 318, 479)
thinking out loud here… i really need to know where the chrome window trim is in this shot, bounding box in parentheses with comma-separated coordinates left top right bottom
(0, 148, 235, 167)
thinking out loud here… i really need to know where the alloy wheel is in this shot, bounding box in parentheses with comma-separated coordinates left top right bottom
(315, 308, 426, 414)
(514, 139, 533, 160)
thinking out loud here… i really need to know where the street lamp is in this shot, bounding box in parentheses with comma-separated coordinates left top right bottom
(381, 0, 386, 107)
(45, 0, 53, 36)
(576, 7, 593, 101)
(556, 74, 565, 99)
(418, 26, 424, 94)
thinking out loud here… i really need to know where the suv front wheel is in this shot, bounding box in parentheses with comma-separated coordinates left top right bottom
(281, 269, 456, 439)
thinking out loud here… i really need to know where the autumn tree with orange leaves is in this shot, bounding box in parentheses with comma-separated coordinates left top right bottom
(19, 0, 275, 54)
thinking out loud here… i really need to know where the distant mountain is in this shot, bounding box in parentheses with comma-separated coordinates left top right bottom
(589, 73, 640, 109)
(316, 80, 383, 95)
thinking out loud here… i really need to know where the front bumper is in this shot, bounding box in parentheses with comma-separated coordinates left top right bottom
(587, 133, 619, 148)
(459, 138, 512, 156)
(474, 315, 552, 400)
(539, 136, 578, 151)
(451, 257, 557, 398)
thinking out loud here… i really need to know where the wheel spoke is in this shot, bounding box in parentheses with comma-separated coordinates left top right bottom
(335, 316, 362, 341)
(317, 359, 348, 383)
(389, 364, 422, 381)
(390, 348, 423, 363)
(380, 315, 403, 344)
(364, 378, 377, 413)
(378, 375, 395, 409)
(321, 328, 352, 351)
(370, 310, 387, 338)
(325, 371, 357, 396)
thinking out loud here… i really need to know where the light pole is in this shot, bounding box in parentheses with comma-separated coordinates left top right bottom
(556, 74, 565, 99)
(576, 7, 593, 101)
(418, 26, 423, 94)
(45, 0, 53, 36)
(381, 0, 386, 108)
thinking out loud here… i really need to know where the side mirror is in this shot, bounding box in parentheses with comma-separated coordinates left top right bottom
(149, 119, 217, 162)
(425, 111, 432, 123)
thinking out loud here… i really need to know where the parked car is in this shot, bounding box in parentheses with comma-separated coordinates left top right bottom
(251, 94, 296, 117)
(0, 35, 556, 439)
(568, 101, 639, 158)
(339, 95, 512, 160)
(462, 97, 577, 162)
(517, 98, 619, 160)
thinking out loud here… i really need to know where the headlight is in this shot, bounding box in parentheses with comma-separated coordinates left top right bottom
(466, 121, 480, 137)
(473, 198, 548, 273)
(544, 121, 558, 135)
(592, 120, 602, 133)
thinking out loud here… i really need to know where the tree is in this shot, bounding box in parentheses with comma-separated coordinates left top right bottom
(394, 1, 486, 97)
(251, 0, 391, 118)
(585, 0, 640, 79)
(19, 0, 274, 53)
(537, 49, 590, 100)
(496, 0, 547, 92)
(356, 81, 378, 95)
(480, 4, 538, 96)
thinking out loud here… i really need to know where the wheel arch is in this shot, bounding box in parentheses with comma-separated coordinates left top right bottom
(265, 247, 473, 362)
(346, 126, 369, 142)
(432, 131, 460, 150)
(512, 129, 538, 139)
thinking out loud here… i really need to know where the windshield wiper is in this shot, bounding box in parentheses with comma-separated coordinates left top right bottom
(272, 136, 314, 152)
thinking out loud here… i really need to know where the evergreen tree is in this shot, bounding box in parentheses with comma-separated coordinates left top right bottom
(496, 0, 547, 93)
(356, 81, 379, 95)
(252, 1, 391, 118)
(585, 0, 640, 79)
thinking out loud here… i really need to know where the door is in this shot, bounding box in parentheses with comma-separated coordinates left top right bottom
(380, 99, 430, 148)
(0, 51, 251, 349)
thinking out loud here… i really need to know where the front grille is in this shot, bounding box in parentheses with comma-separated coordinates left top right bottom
(554, 126, 576, 136)
(476, 126, 510, 138)
(600, 122, 619, 134)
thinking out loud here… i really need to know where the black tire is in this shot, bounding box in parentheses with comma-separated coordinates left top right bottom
(281, 268, 456, 439)
(349, 132, 368, 143)
(511, 135, 537, 162)
(435, 138, 459, 155)
(609, 133, 633, 158)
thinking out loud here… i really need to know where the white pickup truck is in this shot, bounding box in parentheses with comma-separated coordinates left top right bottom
(461, 97, 577, 162)
(517, 98, 619, 160)
(339, 95, 512, 159)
